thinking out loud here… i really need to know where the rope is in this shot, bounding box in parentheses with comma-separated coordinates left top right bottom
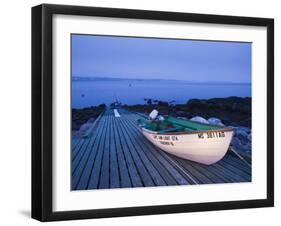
(229, 146, 251, 168)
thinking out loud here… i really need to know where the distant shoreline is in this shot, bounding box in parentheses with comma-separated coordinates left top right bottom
(72, 76, 251, 86)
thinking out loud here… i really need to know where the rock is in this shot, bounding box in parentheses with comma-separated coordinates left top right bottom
(231, 126, 252, 153)
(243, 143, 252, 153)
(235, 129, 249, 145)
(72, 130, 81, 139)
(79, 122, 92, 133)
(72, 105, 105, 131)
(231, 137, 242, 150)
(247, 133, 252, 142)
(176, 111, 190, 118)
(208, 117, 224, 126)
(190, 116, 209, 124)
(236, 126, 251, 134)
(231, 137, 251, 153)
(232, 126, 251, 134)
(185, 97, 251, 127)
(88, 117, 95, 123)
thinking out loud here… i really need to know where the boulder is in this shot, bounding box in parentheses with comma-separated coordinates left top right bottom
(79, 122, 92, 133)
(185, 97, 251, 127)
(208, 117, 224, 126)
(247, 133, 252, 142)
(235, 129, 249, 145)
(231, 137, 251, 153)
(231, 137, 242, 150)
(231, 126, 252, 153)
(235, 126, 251, 134)
(243, 143, 252, 153)
(190, 116, 209, 124)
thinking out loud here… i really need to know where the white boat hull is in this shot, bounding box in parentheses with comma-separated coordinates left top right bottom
(141, 128, 234, 165)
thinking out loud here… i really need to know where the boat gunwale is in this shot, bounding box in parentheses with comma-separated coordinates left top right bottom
(141, 126, 234, 135)
(165, 116, 225, 129)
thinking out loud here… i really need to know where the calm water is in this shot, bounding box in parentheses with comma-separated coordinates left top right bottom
(72, 80, 251, 109)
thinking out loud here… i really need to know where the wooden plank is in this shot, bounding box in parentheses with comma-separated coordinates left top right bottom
(82, 111, 104, 138)
(71, 139, 80, 150)
(72, 113, 107, 189)
(72, 114, 106, 177)
(214, 160, 248, 182)
(197, 162, 237, 183)
(72, 139, 91, 174)
(229, 148, 252, 163)
(72, 139, 85, 161)
(112, 113, 132, 188)
(188, 160, 235, 183)
(120, 116, 166, 186)
(155, 151, 201, 184)
(220, 154, 251, 176)
(172, 156, 219, 184)
(75, 115, 107, 190)
(114, 116, 143, 187)
(116, 117, 143, 187)
(122, 119, 179, 186)
(217, 159, 251, 181)
(87, 110, 111, 189)
(99, 112, 112, 189)
(172, 155, 229, 184)
(72, 113, 103, 161)
(109, 114, 121, 188)
(117, 116, 155, 187)
(224, 154, 251, 175)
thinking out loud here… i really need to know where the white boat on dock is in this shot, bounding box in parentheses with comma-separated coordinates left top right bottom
(138, 112, 234, 165)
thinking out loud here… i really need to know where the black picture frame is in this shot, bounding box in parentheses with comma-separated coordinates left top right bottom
(32, 4, 274, 222)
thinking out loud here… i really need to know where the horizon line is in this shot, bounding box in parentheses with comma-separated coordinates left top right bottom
(72, 76, 251, 84)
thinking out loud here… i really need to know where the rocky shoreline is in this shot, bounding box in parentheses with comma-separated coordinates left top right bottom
(72, 104, 105, 138)
(72, 96, 251, 155)
(125, 96, 251, 128)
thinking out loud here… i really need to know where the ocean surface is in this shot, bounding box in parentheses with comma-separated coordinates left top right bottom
(72, 79, 251, 109)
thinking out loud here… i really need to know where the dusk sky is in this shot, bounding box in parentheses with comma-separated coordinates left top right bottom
(72, 34, 251, 83)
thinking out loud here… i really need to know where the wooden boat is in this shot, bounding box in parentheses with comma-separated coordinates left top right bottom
(138, 116, 234, 165)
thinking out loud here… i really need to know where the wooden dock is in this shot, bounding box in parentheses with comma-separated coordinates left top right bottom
(72, 108, 251, 190)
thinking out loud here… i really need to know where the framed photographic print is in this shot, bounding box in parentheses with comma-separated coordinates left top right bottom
(32, 4, 274, 221)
